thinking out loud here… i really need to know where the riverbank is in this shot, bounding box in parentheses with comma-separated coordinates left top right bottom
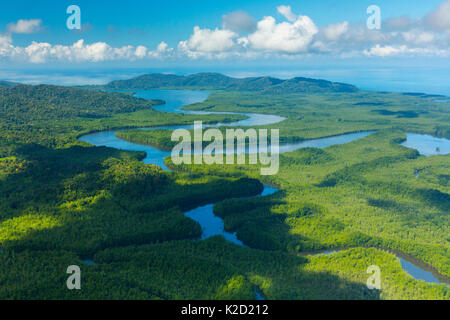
(79, 89, 449, 289)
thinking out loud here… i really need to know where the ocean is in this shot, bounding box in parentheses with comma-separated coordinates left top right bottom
(1, 65, 450, 96)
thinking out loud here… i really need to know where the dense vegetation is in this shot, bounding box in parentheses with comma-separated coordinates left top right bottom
(100, 72, 359, 93)
(0, 84, 245, 150)
(117, 85, 450, 153)
(0, 74, 449, 300)
(116, 129, 178, 151)
(157, 88, 449, 281)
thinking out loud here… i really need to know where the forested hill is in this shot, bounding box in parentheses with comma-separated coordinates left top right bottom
(0, 82, 244, 150)
(0, 80, 18, 87)
(0, 83, 163, 149)
(103, 73, 359, 93)
(0, 84, 156, 122)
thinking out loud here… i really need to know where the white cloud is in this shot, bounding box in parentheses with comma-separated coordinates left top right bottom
(237, 37, 249, 47)
(178, 26, 237, 58)
(157, 41, 168, 52)
(310, 40, 330, 53)
(0, 34, 12, 48)
(222, 10, 256, 33)
(402, 30, 435, 45)
(2, 3, 450, 64)
(246, 11, 318, 53)
(0, 35, 175, 63)
(364, 44, 408, 57)
(72, 40, 111, 62)
(323, 21, 349, 41)
(134, 45, 147, 58)
(424, 0, 450, 32)
(25, 42, 52, 63)
(7, 19, 42, 34)
(363, 44, 448, 57)
(148, 41, 174, 59)
(0, 39, 172, 63)
(277, 5, 297, 22)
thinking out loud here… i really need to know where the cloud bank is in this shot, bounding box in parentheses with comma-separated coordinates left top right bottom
(0, 38, 173, 63)
(1, 2, 450, 63)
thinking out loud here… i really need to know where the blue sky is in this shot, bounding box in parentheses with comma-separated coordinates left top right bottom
(1, 0, 443, 46)
(0, 0, 449, 68)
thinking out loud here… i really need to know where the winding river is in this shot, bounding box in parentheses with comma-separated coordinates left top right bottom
(80, 90, 448, 288)
(306, 248, 447, 284)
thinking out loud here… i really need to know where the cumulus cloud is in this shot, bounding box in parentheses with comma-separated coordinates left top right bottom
(0, 34, 12, 48)
(148, 41, 174, 58)
(309, 0, 450, 58)
(364, 45, 409, 57)
(0, 33, 16, 60)
(134, 45, 147, 59)
(424, 0, 450, 32)
(157, 42, 168, 52)
(277, 5, 297, 22)
(24, 42, 52, 63)
(178, 26, 238, 58)
(221, 2, 450, 58)
(246, 10, 318, 53)
(322, 21, 349, 41)
(3, 2, 450, 63)
(222, 10, 256, 33)
(0, 39, 174, 63)
(7, 19, 42, 34)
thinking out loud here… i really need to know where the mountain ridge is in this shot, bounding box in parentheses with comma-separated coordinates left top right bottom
(104, 72, 359, 93)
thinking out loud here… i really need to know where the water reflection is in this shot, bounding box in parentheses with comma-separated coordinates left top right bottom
(402, 133, 450, 156)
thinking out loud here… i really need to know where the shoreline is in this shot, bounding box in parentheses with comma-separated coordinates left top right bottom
(301, 246, 450, 284)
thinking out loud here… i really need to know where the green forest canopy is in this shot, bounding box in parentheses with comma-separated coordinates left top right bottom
(0, 76, 449, 300)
